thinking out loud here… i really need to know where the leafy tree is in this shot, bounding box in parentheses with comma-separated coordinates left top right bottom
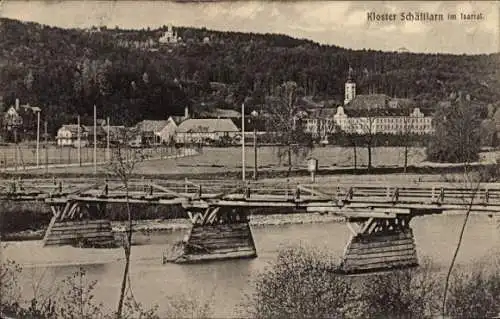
(426, 95, 481, 163)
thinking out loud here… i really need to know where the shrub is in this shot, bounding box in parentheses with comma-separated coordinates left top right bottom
(0, 258, 23, 317)
(358, 258, 441, 319)
(57, 267, 105, 319)
(0, 257, 212, 319)
(163, 292, 213, 319)
(246, 245, 354, 319)
(446, 269, 500, 319)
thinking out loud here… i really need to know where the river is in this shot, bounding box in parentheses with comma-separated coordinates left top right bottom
(4, 213, 500, 318)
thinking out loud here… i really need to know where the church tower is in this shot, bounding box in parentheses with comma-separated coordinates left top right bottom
(344, 66, 356, 106)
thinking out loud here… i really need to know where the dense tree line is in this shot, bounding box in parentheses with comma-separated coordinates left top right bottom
(1, 18, 499, 135)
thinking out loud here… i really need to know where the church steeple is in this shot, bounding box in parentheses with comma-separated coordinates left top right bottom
(344, 65, 356, 106)
(347, 65, 354, 82)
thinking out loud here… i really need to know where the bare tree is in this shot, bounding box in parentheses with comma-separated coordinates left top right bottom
(396, 108, 423, 173)
(438, 104, 498, 316)
(264, 81, 313, 176)
(342, 110, 377, 171)
(441, 163, 486, 317)
(105, 131, 144, 318)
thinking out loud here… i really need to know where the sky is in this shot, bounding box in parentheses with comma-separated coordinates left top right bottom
(1, 0, 498, 54)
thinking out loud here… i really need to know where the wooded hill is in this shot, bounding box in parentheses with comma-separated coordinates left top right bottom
(1, 18, 499, 134)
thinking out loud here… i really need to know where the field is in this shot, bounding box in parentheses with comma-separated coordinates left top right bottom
(0, 143, 183, 171)
(2, 145, 498, 178)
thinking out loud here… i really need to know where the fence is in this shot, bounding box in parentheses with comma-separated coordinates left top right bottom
(0, 143, 200, 172)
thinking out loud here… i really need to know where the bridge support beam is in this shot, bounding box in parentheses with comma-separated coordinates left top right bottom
(166, 206, 257, 263)
(43, 201, 115, 248)
(339, 215, 418, 274)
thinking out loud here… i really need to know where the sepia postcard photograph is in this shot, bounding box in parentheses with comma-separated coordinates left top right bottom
(0, 0, 499, 318)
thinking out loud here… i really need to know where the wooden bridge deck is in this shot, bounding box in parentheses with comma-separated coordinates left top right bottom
(1, 178, 499, 215)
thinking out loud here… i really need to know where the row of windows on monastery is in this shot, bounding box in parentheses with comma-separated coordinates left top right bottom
(304, 107, 434, 136)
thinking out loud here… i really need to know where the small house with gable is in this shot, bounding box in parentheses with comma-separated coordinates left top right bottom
(157, 116, 185, 144)
(134, 120, 170, 145)
(56, 124, 88, 146)
(2, 99, 41, 142)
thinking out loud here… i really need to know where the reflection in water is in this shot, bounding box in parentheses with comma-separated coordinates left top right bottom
(8, 214, 500, 318)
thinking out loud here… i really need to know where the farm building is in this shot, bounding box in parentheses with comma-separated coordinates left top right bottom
(157, 116, 184, 144)
(134, 120, 170, 145)
(175, 118, 239, 144)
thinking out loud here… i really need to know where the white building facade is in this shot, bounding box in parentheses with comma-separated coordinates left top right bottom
(175, 118, 240, 144)
(334, 106, 434, 135)
(56, 125, 88, 146)
(304, 66, 434, 137)
(159, 24, 179, 45)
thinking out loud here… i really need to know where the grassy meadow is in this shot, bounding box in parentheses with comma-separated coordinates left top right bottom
(1, 146, 429, 176)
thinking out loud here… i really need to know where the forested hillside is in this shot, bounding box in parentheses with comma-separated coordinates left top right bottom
(1, 18, 499, 133)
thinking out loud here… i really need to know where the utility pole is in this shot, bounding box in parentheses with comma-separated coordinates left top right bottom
(253, 127, 257, 180)
(106, 116, 110, 162)
(93, 105, 97, 175)
(13, 127, 17, 172)
(77, 115, 81, 166)
(251, 110, 259, 180)
(241, 103, 245, 181)
(44, 121, 48, 174)
(36, 109, 40, 168)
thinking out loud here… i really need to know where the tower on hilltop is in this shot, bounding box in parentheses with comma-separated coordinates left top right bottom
(344, 66, 356, 106)
(159, 24, 178, 45)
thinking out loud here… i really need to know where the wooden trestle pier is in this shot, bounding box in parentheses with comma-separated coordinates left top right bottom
(1, 178, 500, 274)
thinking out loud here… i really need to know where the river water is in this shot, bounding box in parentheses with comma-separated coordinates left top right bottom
(4, 213, 500, 318)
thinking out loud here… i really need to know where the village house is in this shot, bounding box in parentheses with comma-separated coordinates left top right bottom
(56, 119, 123, 147)
(2, 98, 41, 142)
(56, 124, 88, 147)
(107, 125, 127, 145)
(157, 116, 185, 144)
(175, 118, 239, 144)
(134, 119, 171, 145)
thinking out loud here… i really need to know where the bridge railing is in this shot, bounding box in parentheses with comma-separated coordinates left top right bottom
(2, 178, 500, 211)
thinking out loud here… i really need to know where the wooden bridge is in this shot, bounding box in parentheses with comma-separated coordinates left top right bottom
(1, 177, 499, 274)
